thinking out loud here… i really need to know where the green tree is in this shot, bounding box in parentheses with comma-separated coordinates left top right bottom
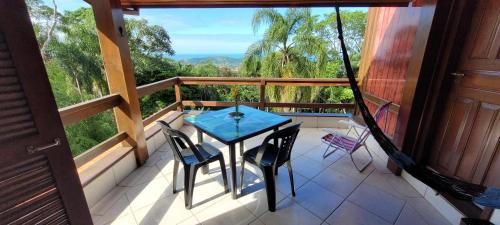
(241, 9, 329, 108)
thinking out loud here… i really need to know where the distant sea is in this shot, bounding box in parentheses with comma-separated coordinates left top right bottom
(169, 53, 244, 61)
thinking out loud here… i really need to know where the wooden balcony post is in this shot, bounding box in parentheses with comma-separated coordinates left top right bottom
(175, 78, 182, 111)
(89, 0, 148, 165)
(259, 79, 266, 109)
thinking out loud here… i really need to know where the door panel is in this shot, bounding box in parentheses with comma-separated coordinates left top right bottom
(429, 0, 500, 186)
(0, 1, 92, 224)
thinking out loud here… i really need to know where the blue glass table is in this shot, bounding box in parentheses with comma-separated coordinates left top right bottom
(184, 105, 291, 199)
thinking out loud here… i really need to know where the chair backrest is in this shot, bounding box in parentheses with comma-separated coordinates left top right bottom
(260, 123, 301, 166)
(373, 101, 392, 131)
(355, 101, 392, 146)
(157, 121, 205, 164)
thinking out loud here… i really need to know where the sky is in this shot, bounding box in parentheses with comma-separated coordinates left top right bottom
(45, 0, 366, 56)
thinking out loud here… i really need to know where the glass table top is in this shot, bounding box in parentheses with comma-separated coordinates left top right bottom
(184, 105, 291, 144)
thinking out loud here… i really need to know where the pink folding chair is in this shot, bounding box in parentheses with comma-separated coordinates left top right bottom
(321, 102, 391, 172)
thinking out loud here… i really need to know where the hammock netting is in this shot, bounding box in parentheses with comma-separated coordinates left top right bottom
(334, 6, 500, 210)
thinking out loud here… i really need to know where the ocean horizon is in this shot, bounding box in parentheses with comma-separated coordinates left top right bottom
(169, 53, 245, 61)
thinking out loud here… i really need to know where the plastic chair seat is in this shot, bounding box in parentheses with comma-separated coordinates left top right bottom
(243, 143, 286, 167)
(180, 142, 224, 165)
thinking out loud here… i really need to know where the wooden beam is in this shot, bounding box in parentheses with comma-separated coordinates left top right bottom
(266, 102, 355, 109)
(136, 77, 177, 97)
(143, 101, 181, 126)
(174, 80, 182, 111)
(120, 0, 410, 8)
(59, 94, 121, 126)
(179, 76, 352, 86)
(89, 0, 148, 165)
(181, 100, 354, 109)
(362, 92, 400, 114)
(182, 100, 260, 108)
(259, 80, 266, 109)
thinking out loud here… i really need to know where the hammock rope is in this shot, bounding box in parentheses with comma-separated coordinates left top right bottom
(334, 6, 499, 209)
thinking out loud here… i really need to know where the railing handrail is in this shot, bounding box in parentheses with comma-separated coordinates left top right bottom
(59, 76, 356, 127)
(59, 93, 122, 126)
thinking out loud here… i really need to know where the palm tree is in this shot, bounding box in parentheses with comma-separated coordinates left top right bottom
(241, 8, 328, 108)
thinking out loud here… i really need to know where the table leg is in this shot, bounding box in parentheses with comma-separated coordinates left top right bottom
(273, 127, 279, 146)
(239, 141, 244, 156)
(229, 143, 237, 199)
(197, 129, 209, 174)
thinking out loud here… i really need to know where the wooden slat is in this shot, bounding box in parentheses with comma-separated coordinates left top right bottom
(120, 0, 410, 8)
(73, 131, 129, 168)
(363, 91, 400, 113)
(179, 76, 352, 86)
(143, 101, 182, 126)
(181, 100, 354, 109)
(266, 102, 355, 109)
(179, 76, 261, 85)
(58, 94, 122, 126)
(182, 100, 260, 108)
(136, 77, 178, 97)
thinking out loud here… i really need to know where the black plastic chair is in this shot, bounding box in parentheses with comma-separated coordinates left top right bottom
(239, 123, 301, 212)
(157, 121, 229, 209)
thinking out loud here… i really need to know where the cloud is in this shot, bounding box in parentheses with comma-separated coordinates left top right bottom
(171, 34, 258, 54)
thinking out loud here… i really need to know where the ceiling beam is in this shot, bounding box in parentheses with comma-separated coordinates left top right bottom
(119, 0, 411, 8)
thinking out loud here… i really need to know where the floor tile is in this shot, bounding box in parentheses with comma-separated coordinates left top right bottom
(259, 197, 323, 225)
(312, 166, 364, 197)
(119, 165, 165, 187)
(325, 200, 390, 225)
(275, 169, 309, 196)
(347, 183, 405, 223)
(194, 196, 256, 225)
(238, 182, 286, 217)
(290, 155, 329, 179)
(91, 193, 133, 225)
(177, 217, 201, 225)
(404, 197, 451, 225)
(103, 214, 137, 225)
(133, 194, 194, 225)
(126, 177, 174, 211)
(395, 203, 428, 225)
(294, 181, 344, 220)
(364, 170, 421, 198)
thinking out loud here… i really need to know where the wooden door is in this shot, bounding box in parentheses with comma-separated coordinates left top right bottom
(0, 1, 93, 224)
(429, 0, 500, 187)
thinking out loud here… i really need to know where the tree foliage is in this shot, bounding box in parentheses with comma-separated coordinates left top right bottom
(28, 3, 366, 156)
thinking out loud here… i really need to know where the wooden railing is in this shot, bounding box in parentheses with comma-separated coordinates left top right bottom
(59, 76, 355, 167)
(137, 76, 356, 127)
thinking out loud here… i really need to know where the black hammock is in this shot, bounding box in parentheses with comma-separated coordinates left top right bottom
(334, 6, 499, 210)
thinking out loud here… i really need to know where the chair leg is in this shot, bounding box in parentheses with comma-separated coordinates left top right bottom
(262, 166, 277, 212)
(172, 160, 179, 194)
(239, 159, 245, 193)
(350, 146, 373, 172)
(219, 156, 229, 193)
(239, 141, 244, 156)
(323, 144, 338, 159)
(286, 161, 296, 196)
(184, 165, 198, 209)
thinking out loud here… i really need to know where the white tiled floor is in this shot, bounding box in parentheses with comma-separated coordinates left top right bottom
(90, 127, 451, 225)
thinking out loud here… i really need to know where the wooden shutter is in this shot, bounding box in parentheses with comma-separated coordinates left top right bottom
(0, 1, 93, 224)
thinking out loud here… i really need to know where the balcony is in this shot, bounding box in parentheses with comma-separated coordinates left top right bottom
(88, 125, 451, 225)
(62, 76, 453, 225)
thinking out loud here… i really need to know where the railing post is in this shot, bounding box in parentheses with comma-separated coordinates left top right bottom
(89, 0, 148, 165)
(259, 79, 266, 110)
(175, 78, 182, 111)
